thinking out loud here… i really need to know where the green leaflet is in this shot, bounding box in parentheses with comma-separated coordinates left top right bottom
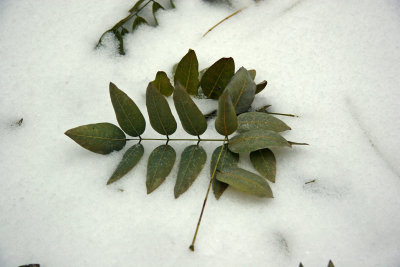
(216, 167, 273, 198)
(210, 145, 239, 199)
(152, 1, 164, 25)
(237, 112, 291, 133)
(299, 263, 304, 267)
(170, 0, 175, 8)
(132, 16, 148, 31)
(121, 27, 129, 36)
(109, 82, 146, 137)
(152, 71, 174, 96)
(173, 83, 207, 136)
(200, 57, 235, 99)
(174, 49, 199, 95)
(146, 144, 176, 194)
(174, 145, 207, 198)
(255, 80, 267, 94)
(249, 69, 256, 80)
(146, 82, 177, 135)
(250, 148, 276, 183)
(328, 260, 335, 267)
(107, 143, 144, 185)
(65, 123, 126, 154)
(228, 129, 290, 153)
(215, 89, 238, 136)
(226, 67, 256, 114)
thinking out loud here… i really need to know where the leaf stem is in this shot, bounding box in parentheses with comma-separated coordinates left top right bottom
(126, 137, 226, 142)
(189, 136, 228, 251)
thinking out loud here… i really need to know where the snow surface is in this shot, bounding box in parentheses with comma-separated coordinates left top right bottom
(1, 0, 400, 266)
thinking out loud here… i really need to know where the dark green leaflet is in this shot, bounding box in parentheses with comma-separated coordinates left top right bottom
(132, 16, 148, 31)
(146, 144, 176, 193)
(255, 80, 267, 94)
(173, 83, 207, 136)
(65, 123, 126, 154)
(200, 57, 235, 99)
(146, 82, 177, 135)
(174, 145, 207, 198)
(237, 112, 291, 133)
(226, 67, 256, 114)
(107, 143, 144, 185)
(174, 49, 199, 95)
(250, 148, 276, 183)
(210, 145, 239, 199)
(109, 82, 146, 137)
(328, 260, 335, 267)
(228, 129, 290, 153)
(152, 71, 174, 96)
(215, 89, 238, 136)
(216, 167, 273, 198)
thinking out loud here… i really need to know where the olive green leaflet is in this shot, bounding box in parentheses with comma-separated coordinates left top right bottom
(173, 83, 207, 136)
(107, 143, 144, 185)
(65, 122, 126, 154)
(146, 82, 177, 135)
(109, 82, 146, 137)
(215, 89, 238, 136)
(174, 49, 199, 95)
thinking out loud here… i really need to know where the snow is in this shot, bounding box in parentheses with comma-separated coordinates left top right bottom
(1, 0, 400, 266)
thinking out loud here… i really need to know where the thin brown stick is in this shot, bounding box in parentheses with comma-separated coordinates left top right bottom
(202, 6, 247, 37)
(189, 136, 228, 251)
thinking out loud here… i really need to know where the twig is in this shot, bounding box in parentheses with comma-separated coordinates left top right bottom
(202, 6, 248, 37)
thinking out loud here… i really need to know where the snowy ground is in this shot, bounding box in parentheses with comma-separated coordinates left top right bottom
(1, 0, 400, 266)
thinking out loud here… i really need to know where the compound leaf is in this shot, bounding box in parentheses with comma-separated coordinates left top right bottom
(152, 71, 174, 96)
(146, 144, 176, 194)
(65, 123, 126, 154)
(174, 145, 207, 198)
(210, 145, 239, 199)
(216, 167, 273, 198)
(146, 82, 177, 135)
(109, 82, 146, 137)
(174, 49, 199, 95)
(228, 129, 290, 153)
(215, 89, 238, 136)
(200, 57, 235, 99)
(237, 112, 290, 133)
(255, 80, 267, 94)
(226, 67, 256, 114)
(173, 83, 207, 136)
(250, 148, 276, 183)
(107, 143, 144, 185)
(132, 16, 148, 31)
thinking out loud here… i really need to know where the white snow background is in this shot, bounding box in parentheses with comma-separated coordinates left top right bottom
(1, 0, 400, 266)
